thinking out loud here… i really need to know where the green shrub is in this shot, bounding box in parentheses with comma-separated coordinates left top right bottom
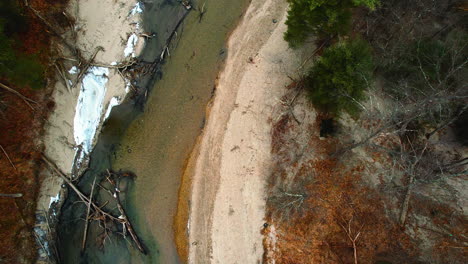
(306, 39, 373, 116)
(0, 0, 45, 89)
(382, 29, 467, 100)
(284, 0, 380, 47)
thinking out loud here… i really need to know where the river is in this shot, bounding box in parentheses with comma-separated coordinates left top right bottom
(57, 0, 248, 263)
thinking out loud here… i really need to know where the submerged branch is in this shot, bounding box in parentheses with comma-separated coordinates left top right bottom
(41, 155, 147, 254)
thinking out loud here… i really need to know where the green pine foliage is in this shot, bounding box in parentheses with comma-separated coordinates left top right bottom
(352, 0, 379, 10)
(284, 0, 352, 47)
(0, 0, 45, 89)
(306, 39, 373, 116)
(284, 0, 380, 47)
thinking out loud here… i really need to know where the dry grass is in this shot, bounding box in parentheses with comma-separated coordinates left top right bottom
(265, 114, 417, 263)
(263, 91, 467, 263)
(0, 1, 68, 263)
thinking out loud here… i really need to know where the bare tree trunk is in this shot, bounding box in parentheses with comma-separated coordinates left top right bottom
(81, 177, 96, 252)
(399, 173, 414, 227)
(0, 193, 23, 198)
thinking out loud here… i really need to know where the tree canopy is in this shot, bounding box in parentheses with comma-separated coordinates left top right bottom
(284, 0, 379, 47)
(306, 39, 373, 116)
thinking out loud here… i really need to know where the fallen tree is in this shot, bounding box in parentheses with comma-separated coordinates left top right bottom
(41, 155, 147, 255)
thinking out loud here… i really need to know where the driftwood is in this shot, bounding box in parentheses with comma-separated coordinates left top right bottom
(159, 9, 191, 61)
(197, 2, 206, 23)
(70, 46, 104, 90)
(81, 177, 96, 252)
(181, 1, 192, 10)
(100, 170, 147, 254)
(0, 193, 23, 198)
(54, 62, 72, 92)
(139, 32, 156, 39)
(0, 82, 37, 110)
(41, 155, 147, 254)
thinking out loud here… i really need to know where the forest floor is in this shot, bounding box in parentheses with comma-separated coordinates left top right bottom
(263, 88, 467, 263)
(0, 1, 68, 263)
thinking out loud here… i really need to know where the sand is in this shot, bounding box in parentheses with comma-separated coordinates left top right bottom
(186, 0, 305, 262)
(36, 0, 145, 262)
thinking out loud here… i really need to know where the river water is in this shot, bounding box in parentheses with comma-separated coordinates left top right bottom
(57, 0, 248, 263)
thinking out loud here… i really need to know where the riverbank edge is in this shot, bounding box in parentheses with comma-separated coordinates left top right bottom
(173, 2, 252, 261)
(177, 0, 307, 263)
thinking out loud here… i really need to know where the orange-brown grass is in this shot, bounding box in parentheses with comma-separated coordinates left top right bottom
(0, 79, 53, 264)
(264, 112, 418, 264)
(0, 1, 67, 263)
(409, 193, 468, 263)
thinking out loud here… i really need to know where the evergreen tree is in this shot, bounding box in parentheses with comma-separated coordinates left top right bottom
(306, 39, 373, 116)
(284, 0, 379, 47)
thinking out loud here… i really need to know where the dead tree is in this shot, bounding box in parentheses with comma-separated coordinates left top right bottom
(338, 215, 364, 264)
(268, 174, 310, 221)
(99, 170, 147, 254)
(42, 155, 147, 255)
(397, 139, 428, 226)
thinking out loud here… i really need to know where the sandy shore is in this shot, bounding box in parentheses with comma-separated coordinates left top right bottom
(186, 0, 305, 262)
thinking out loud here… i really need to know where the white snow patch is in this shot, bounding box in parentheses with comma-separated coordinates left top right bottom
(125, 78, 131, 93)
(73, 66, 109, 154)
(130, 2, 143, 16)
(124, 34, 139, 57)
(49, 193, 60, 208)
(110, 61, 118, 66)
(104, 97, 121, 120)
(68, 66, 78, 74)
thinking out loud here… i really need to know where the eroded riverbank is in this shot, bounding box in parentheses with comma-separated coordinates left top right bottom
(185, 0, 308, 262)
